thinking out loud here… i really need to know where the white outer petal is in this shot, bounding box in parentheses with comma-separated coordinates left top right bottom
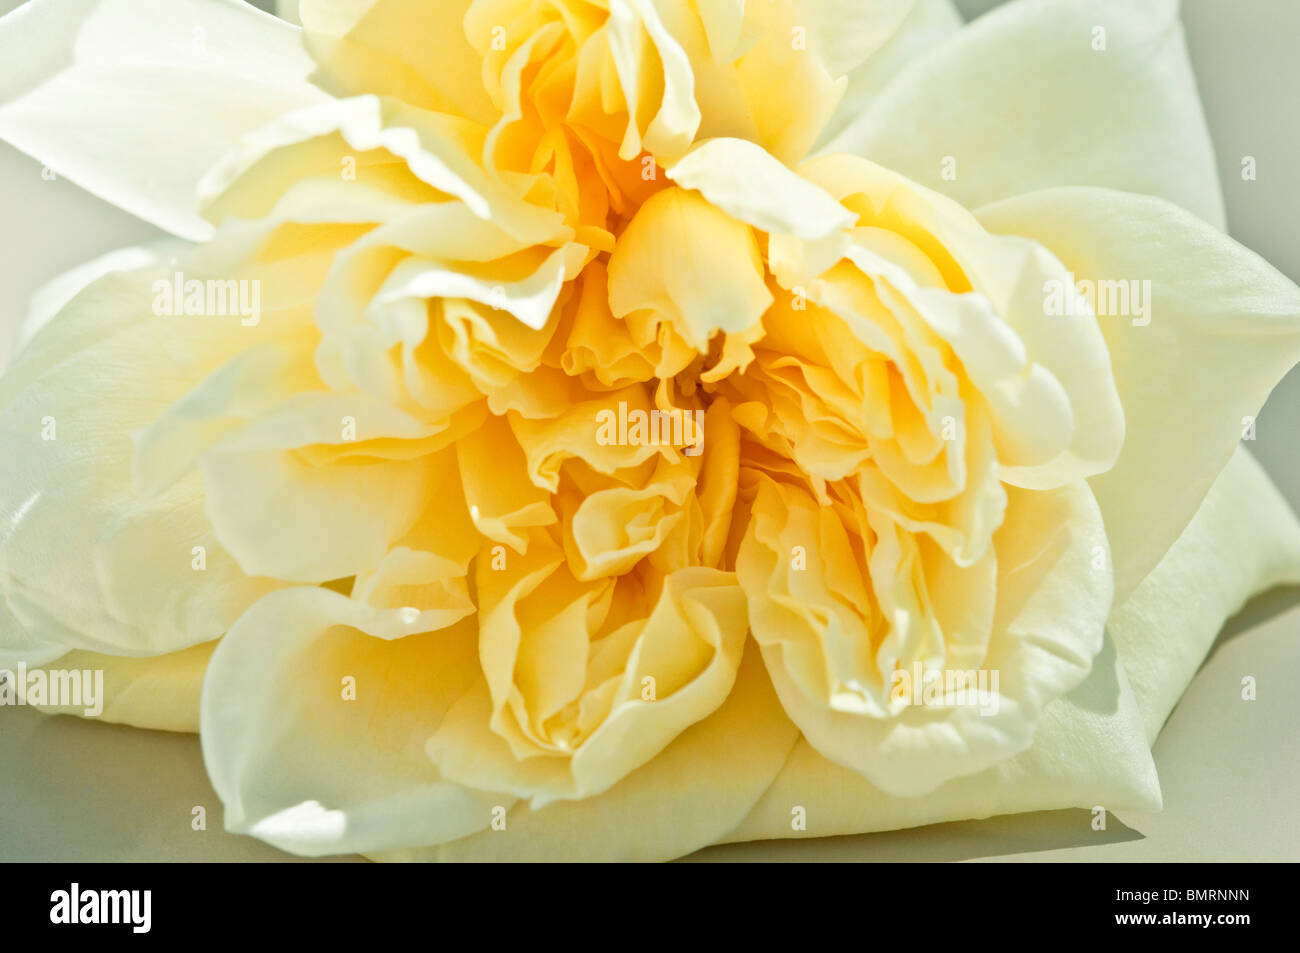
(200, 587, 504, 857)
(721, 631, 1159, 844)
(978, 186, 1300, 601)
(814, 0, 963, 150)
(0, 0, 331, 240)
(1109, 446, 1300, 743)
(824, 0, 1225, 229)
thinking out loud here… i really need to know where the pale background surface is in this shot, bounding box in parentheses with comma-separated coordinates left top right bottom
(0, 0, 1297, 862)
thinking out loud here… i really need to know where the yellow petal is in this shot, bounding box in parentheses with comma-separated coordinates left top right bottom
(428, 565, 749, 805)
(383, 642, 798, 861)
(608, 186, 772, 356)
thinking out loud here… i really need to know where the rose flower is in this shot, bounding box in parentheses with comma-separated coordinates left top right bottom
(1, 0, 1298, 861)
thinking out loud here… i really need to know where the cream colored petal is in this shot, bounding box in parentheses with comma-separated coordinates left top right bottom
(374, 244, 575, 331)
(815, 0, 962, 151)
(201, 587, 509, 857)
(1109, 446, 1300, 743)
(796, 155, 1125, 489)
(456, 413, 555, 550)
(12, 241, 187, 364)
(297, 0, 495, 124)
(133, 328, 323, 497)
(824, 0, 1225, 229)
(200, 392, 449, 581)
(0, 268, 285, 658)
(608, 0, 701, 162)
(29, 641, 215, 731)
(350, 444, 480, 623)
(379, 643, 799, 862)
(845, 238, 1114, 487)
(721, 632, 1159, 845)
(666, 138, 856, 242)
(0, 0, 330, 240)
(799, 0, 917, 80)
(427, 566, 749, 805)
(199, 95, 563, 244)
(727, 0, 841, 164)
(741, 477, 1113, 797)
(508, 386, 666, 489)
(977, 186, 1300, 600)
(0, 595, 68, 669)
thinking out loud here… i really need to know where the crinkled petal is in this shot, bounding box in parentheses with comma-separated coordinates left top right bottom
(378, 642, 798, 861)
(797, 155, 1125, 488)
(607, 185, 773, 349)
(427, 566, 749, 805)
(720, 631, 1159, 845)
(667, 138, 856, 242)
(741, 476, 1112, 796)
(199, 94, 564, 244)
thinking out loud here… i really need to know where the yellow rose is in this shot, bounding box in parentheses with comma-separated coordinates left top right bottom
(1, 0, 1299, 862)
